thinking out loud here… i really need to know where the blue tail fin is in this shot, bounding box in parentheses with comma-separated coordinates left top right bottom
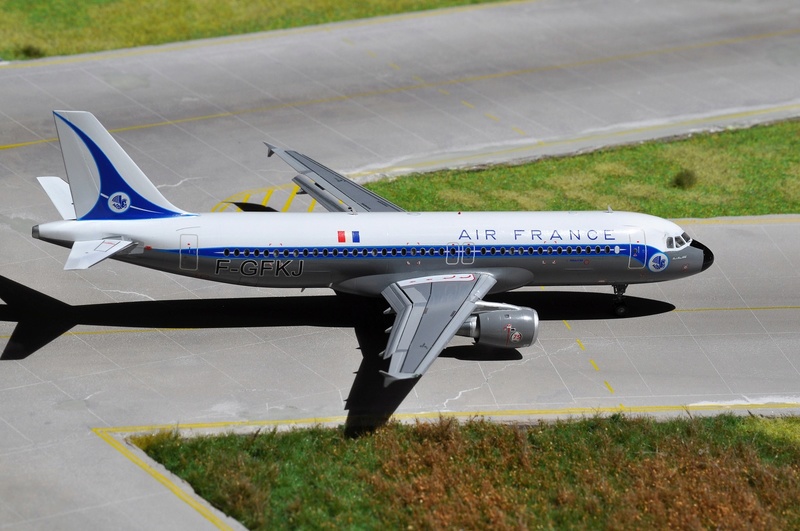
(52, 111, 188, 220)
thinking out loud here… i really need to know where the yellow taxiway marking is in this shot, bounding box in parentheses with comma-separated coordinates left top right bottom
(92, 399, 800, 527)
(512, 126, 527, 136)
(2, 305, 797, 343)
(388, 62, 401, 70)
(0, 137, 56, 151)
(675, 305, 800, 313)
(604, 381, 615, 394)
(98, 401, 800, 437)
(0, 328, 193, 341)
(5, 304, 795, 342)
(281, 185, 301, 212)
(576, 339, 586, 351)
(562, 320, 572, 330)
(4, 26, 800, 154)
(484, 113, 501, 122)
(589, 359, 600, 371)
(92, 427, 234, 531)
(460, 100, 476, 109)
(210, 183, 296, 212)
(261, 187, 275, 207)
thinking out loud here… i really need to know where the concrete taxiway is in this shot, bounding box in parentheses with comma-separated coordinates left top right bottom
(1, 0, 799, 529)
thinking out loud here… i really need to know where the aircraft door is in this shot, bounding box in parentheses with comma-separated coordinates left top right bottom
(628, 229, 646, 269)
(446, 243, 459, 265)
(462, 242, 474, 265)
(445, 242, 474, 265)
(180, 234, 199, 271)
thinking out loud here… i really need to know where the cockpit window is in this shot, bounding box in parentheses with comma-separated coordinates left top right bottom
(667, 232, 692, 250)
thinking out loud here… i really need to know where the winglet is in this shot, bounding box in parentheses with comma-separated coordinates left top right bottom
(264, 142, 405, 213)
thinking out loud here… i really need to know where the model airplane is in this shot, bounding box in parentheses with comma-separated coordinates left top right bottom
(29, 111, 713, 383)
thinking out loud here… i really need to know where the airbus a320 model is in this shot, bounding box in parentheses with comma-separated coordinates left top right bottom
(31, 111, 713, 383)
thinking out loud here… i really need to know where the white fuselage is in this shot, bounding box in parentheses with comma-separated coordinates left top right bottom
(35, 210, 709, 296)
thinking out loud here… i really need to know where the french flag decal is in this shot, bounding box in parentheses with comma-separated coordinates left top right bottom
(338, 230, 360, 243)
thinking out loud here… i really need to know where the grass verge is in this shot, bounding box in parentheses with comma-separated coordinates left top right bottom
(0, 0, 504, 60)
(132, 414, 800, 529)
(365, 120, 800, 217)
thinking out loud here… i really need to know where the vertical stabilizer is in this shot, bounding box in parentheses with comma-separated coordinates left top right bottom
(53, 111, 188, 220)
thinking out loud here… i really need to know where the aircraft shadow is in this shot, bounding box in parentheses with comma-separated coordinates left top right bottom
(486, 290, 675, 320)
(0, 275, 673, 436)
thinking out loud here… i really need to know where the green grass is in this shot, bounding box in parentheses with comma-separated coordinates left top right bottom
(365, 120, 800, 217)
(0, 0, 504, 60)
(133, 414, 800, 529)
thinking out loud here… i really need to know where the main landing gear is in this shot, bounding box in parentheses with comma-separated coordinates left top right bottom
(612, 284, 628, 317)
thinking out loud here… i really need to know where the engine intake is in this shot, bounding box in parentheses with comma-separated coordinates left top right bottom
(456, 306, 539, 349)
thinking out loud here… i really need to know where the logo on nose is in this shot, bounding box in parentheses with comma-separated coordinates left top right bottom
(648, 253, 669, 272)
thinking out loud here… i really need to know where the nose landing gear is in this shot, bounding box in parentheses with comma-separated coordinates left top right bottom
(612, 284, 628, 317)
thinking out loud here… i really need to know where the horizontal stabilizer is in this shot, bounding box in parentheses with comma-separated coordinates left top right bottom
(65, 239, 135, 270)
(37, 176, 76, 220)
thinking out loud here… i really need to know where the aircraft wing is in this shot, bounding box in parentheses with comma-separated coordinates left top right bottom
(265, 143, 405, 213)
(379, 273, 497, 384)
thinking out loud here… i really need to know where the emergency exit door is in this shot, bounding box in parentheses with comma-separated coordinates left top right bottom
(180, 234, 198, 270)
(628, 230, 646, 269)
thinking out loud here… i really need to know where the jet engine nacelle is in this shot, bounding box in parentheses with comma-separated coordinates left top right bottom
(456, 306, 539, 349)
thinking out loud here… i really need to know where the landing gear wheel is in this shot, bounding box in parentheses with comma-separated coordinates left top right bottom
(612, 284, 628, 318)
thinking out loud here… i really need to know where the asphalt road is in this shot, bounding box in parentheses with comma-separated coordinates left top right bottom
(1, 1, 799, 529)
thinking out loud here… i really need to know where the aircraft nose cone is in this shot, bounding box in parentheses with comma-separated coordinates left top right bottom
(690, 239, 714, 271)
